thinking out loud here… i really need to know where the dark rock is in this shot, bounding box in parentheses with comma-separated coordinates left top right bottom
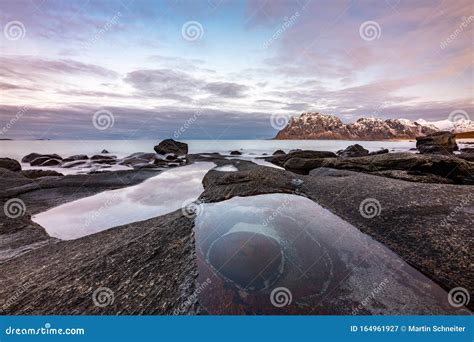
(282, 152, 474, 184)
(267, 150, 337, 167)
(0, 158, 21, 172)
(409, 148, 418, 151)
(230, 150, 242, 155)
(457, 153, 474, 162)
(460, 148, 474, 153)
(101, 149, 109, 154)
(123, 152, 156, 161)
(337, 144, 369, 158)
(272, 150, 286, 155)
(165, 154, 179, 161)
(416, 131, 458, 154)
(91, 155, 116, 160)
(368, 148, 389, 156)
(30, 157, 62, 166)
(63, 154, 88, 162)
(20, 169, 63, 179)
(154, 139, 188, 155)
(22, 153, 62, 163)
(39, 159, 62, 166)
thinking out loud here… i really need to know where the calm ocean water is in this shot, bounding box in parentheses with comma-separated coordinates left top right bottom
(0, 139, 417, 160)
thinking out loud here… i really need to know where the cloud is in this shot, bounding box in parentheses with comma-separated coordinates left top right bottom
(204, 81, 249, 98)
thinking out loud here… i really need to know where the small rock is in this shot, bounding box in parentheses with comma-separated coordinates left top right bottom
(91, 155, 116, 160)
(154, 139, 188, 155)
(272, 150, 286, 155)
(22, 153, 62, 163)
(337, 144, 369, 158)
(230, 150, 242, 155)
(101, 149, 109, 154)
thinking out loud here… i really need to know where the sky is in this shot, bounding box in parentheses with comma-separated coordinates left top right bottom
(0, 0, 472, 139)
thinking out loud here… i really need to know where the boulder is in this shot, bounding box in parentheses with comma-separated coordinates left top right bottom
(61, 160, 89, 168)
(416, 131, 458, 154)
(22, 153, 62, 163)
(337, 144, 369, 158)
(63, 154, 88, 162)
(230, 150, 242, 155)
(0, 157, 21, 171)
(272, 150, 286, 155)
(101, 149, 109, 154)
(154, 139, 188, 155)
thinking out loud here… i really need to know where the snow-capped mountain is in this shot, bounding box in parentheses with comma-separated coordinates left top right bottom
(275, 113, 443, 140)
(415, 119, 474, 133)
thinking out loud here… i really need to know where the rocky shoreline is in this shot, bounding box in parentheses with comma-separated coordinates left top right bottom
(0, 136, 472, 314)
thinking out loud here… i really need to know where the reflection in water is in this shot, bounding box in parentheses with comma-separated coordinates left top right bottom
(194, 194, 464, 315)
(32, 163, 214, 240)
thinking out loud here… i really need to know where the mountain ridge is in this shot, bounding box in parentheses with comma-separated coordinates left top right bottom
(274, 112, 474, 140)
